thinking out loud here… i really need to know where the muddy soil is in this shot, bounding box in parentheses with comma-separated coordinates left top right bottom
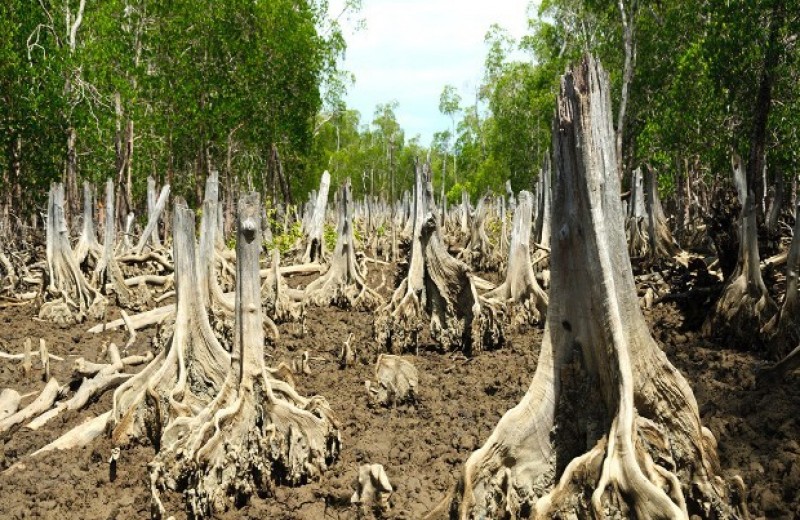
(0, 266, 798, 519)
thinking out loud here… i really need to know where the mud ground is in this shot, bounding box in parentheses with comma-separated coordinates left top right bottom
(0, 266, 798, 519)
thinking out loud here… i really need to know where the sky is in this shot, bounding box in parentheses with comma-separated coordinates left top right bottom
(329, 0, 534, 145)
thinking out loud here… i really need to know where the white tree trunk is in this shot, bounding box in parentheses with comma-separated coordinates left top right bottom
(40, 183, 106, 325)
(73, 181, 102, 265)
(376, 163, 503, 354)
(133, 184, 170, 255)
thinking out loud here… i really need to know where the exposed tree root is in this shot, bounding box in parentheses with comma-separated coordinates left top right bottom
(366, 354, 418, 406)
(24, 343, 152, 431)
(0, 389, 21, 421)
(0, 378, 61, 435)
(759, 342, 800, 384)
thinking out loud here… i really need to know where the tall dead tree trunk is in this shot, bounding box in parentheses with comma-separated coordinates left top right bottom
(147, 176, 162, 247)
(534, 154, 552, 249)
(149, 193, 340, 518)
(459, 190, 471, 238)
(27, 198, 228, 457)
(765, 170, 783, 237)
(106, 199, 230, 451)
(133, 184, 170, 255)
(626, 167, 649, 258)
(198, 170, 233, 316)
(702, 153, 776, 346)
(431, 56, 745, 520)
(460, 193, 502, 271)
(644, 164, 678, 260)
(92, 179, 143, 310)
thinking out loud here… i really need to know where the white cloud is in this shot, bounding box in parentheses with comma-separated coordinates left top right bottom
(330, 0, 534, 144)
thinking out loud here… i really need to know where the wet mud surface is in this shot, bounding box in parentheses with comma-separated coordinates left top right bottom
(0, 267, 798, 519)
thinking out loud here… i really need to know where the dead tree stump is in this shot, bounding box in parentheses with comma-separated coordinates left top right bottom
(460, 193, 502, 272)
(39, 183, 106, 326)
(149, 192, 340, 519)
(702, 153, 777, 347)
(376, 163, 504, 355)
(763, 200, 800, 358)
(431, 55, 746, 520)
(304, 179, 383, 310)
(483, 190, 548, 329)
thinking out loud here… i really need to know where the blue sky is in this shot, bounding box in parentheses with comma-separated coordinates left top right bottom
(330, 0, 534, 145)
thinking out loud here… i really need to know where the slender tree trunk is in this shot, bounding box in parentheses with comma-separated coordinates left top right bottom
(676, 155, 685, 247)
(615, 0, 637, 178)
(114, 92, 130, 231)
(746, 3, 783, 227)
(65, 126, 79, 221)
(125, 119, 134, 216)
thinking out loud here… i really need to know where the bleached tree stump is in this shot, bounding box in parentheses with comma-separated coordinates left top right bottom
(482, 190, 548, 329)
(376, 163, 504, 355)
(534, 154, 552, 250)
(262, 249, 304, 324)
(132, 184, 170, 255)
(626, 167, 650, 258)
(39, 183, 106, 326)
(702, 153, 777, 346)
(93, 179, 151, 311)
(431, 56, 746, 520)
(149, 192, 340, 519)
(146, 176, 162, 247)
(365, 354, 418, 406)
(198, 171, 238, 347)
(460, 193, 502, 271)
(644, 164, 679, 261)
(73, 181, 102, 266)
(304, 180, 383, 310)
(26, 200, 230, 459)
(302, 170, 331, 263)
(459, 189, 471, 238)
